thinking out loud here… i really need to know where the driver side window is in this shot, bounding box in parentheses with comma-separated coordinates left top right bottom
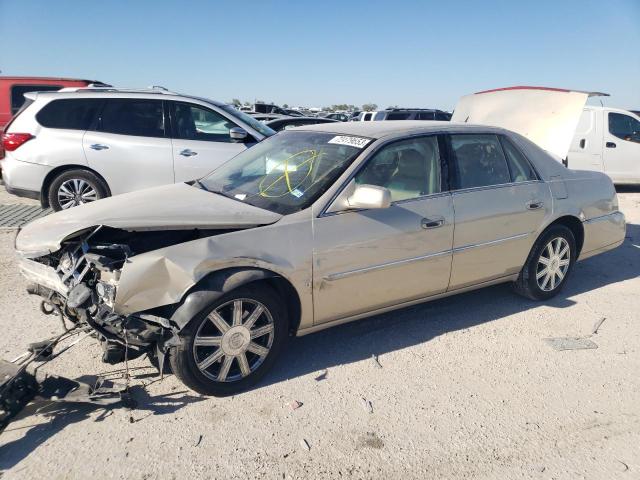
(609, 113, 640, 144)
(172, 102, 238, 142)
(355, 136, 441, 202)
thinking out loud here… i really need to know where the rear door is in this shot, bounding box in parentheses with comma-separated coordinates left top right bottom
(169, 101, 248, 182)
(603, 111, 640, 183)
(83, 98, 174, 195)
(448, 133, 551, 290)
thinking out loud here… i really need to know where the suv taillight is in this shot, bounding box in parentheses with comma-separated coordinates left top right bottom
(1, 133, 34, 152)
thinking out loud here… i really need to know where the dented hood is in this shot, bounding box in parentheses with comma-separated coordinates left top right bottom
(452, 86, 608, 160)
(15, 182, 282, 255)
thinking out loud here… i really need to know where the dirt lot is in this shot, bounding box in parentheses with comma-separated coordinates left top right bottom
(0, 187, 638, 480)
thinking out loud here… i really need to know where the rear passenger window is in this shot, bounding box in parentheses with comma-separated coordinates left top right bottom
(36, 99, 103, 130)
(451, 134, 511, 189)
(500, 136, 537, 182)
(97, 99, 165, 138)
(355, 136, 441, 202)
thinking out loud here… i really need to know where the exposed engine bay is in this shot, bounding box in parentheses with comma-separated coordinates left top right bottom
(21, 225, 228, 366)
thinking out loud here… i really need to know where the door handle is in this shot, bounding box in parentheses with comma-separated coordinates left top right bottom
(90, 144, 109, 151)
(526, 201, 544, 210)
(179, 149, 198, 157)
(606, 142, 616, 148)
(421, 218, 444, 229)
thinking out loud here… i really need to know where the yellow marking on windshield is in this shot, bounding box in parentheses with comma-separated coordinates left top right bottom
(257, 149, 324, 198)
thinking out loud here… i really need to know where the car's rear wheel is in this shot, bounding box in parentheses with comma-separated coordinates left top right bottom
(48, 169, 109, 211)
(513, 224, 576, 300)
(169, 284, 288, 396)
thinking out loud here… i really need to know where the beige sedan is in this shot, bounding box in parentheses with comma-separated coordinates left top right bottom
(16, 121, 626, 395)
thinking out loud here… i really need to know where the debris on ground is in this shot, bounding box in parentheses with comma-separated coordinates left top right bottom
(289, 400, 303, 410)
(194, 434, 203, 447)
(592, 317, 606, 335)
(361, 397, 373, 414)
(372, 354, 383, 369)
(300, 438, 310, 451)
(544, 337, 598, 351)
(314, 369, 328, 381)
(617, 460, 629, 472)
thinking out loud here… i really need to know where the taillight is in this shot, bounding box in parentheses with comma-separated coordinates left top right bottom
(2, 133, 34, 152)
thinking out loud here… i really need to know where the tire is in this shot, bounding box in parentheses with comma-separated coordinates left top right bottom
(513, 224, 576, 300)
(47, 169, 109, 211)
(169, 284, 288, 396)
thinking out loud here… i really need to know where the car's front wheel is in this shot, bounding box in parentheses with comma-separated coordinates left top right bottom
(514, 224, 576, 300)
(169, 284, 288, 396)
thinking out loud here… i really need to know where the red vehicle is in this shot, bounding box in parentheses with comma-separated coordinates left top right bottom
(0, 76, 107, 131)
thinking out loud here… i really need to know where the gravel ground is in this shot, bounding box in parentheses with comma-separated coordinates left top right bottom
(0, 187, 638, 480)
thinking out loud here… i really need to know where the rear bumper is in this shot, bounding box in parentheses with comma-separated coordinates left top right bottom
(4, 184, 40, 200)
(579, 211, 626, 260)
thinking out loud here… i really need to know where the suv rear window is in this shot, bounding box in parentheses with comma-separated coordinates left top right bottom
(36, 98, 103, 130)
(97, 99, 165, 138)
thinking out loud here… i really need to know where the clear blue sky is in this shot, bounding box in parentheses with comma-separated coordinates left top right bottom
(1, 0, 638, 110)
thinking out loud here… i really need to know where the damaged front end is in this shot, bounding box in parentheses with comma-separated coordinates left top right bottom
(18, 225, 199, 367)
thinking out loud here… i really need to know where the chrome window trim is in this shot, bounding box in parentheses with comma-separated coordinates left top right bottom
(450, 179, 543, 195)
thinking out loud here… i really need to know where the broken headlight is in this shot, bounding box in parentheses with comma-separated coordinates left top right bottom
(95, 281, 117, 308)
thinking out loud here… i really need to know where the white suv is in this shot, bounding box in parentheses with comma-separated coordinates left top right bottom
(0, 87, 275, 210)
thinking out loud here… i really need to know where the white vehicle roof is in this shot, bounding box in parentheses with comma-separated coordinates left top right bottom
(451, 86, 610, 160)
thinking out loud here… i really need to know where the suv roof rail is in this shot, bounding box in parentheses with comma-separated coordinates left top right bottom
(55, 85, 177, 95)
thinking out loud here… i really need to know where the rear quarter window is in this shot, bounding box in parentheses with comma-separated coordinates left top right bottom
(36, 98, 103, 130)
(11, 84, 63, 115)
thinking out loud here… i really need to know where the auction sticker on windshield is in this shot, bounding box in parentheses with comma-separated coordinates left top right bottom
(328, 136, 370, 149)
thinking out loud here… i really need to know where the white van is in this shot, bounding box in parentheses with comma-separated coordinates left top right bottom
(567, 106, 640, 184)
(452, 86, 640, 184)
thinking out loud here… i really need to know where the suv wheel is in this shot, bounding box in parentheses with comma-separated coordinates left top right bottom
(48, 169, 109, 211)
(169, 284, 288, 396)
(513, 224, 576, 300)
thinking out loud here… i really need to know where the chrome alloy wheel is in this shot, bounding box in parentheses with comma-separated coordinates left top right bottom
(193, 299, 275, 383)
(57, 179, 98, 209)
(536, 237, 571, 291)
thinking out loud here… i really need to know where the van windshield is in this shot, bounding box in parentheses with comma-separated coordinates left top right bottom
(199, 131, 371, 215)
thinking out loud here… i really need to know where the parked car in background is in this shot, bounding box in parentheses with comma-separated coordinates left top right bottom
(326, 113, 350, 122)
(452, 86, 640, 184)
(356, 112, 376, 121)
(348, 111, 362, 121)
(265, 116, 338, 132)
(250, 113, 288, 122)
(253, 103, 290, 115)
(15, 121, 625, 396)
(373, 108, 452, 121)
(0, 87, 275, 210)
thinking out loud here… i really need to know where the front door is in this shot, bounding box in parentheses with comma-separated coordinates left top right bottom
(169, 102, 248, 182)
(82, 98, 174, 195)
(312, 135, 454, 324)
(448, 133, 552, 289)
(603, 111, 640, 183)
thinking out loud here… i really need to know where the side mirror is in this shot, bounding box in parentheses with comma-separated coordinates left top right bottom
(229, 127, 248, 142)
(347, 184, 391, 209)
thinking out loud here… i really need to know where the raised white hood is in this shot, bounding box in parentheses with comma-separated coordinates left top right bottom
(451, 86, 608, 160)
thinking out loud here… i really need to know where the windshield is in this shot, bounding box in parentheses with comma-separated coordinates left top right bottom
(219, 104, 276, 138)
(199, 131, 372, 215)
